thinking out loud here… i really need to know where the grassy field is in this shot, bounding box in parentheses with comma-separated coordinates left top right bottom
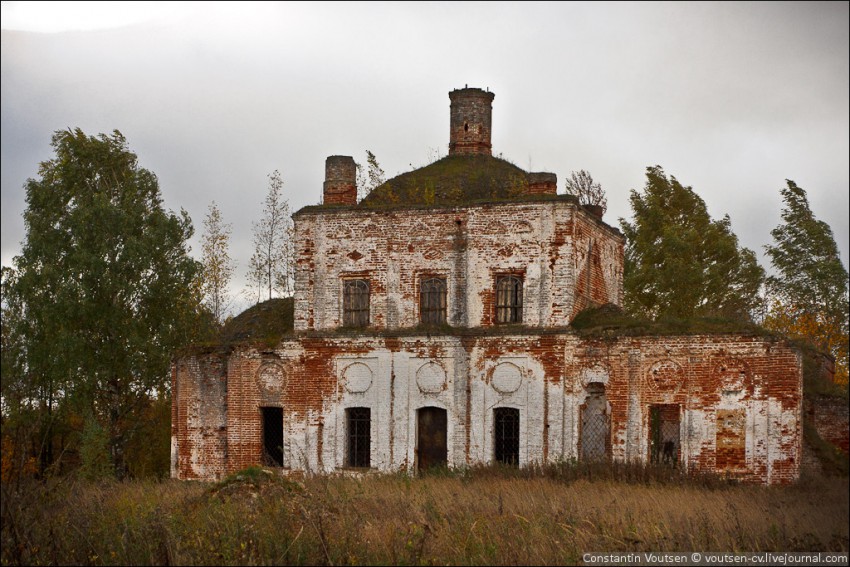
(2, 464, 847, 566)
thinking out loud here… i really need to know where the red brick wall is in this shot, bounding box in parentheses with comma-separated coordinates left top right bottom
(448, 88, 495, 156)
(572, 213, 624, 318)
(172, 352, 228, 480)
(805, 396, 849, 454)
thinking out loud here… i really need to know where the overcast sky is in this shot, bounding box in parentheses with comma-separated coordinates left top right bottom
(2, 1, 848, 316)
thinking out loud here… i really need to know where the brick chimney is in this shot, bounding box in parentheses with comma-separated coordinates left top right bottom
(323, 155, 357, 205)
(583, 204, 604, 219)
(527, 172, 557, 195)
(449, 87, 495, 156)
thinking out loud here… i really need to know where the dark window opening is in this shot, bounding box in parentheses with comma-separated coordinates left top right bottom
(261, 406, 283, 467)
(495, 276, 523, 324)
(346, 407, 371, 468)
(464, 122, 469, 132)
(343, 279, 370, 327)
(494, 407, 520, 466)
(420, 277, 447, 325)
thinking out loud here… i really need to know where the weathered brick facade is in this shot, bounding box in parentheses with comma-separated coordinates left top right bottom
(173, 333, 801, 483)
(293, 199, 623, 331)
(172, 87, 803, 484)
(805, 396, 849, 454)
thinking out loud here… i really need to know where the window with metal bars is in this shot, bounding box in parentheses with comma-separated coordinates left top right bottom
(343, 279, 370, 327)
(261, 406, 283, 467)
(346, 407, 371, 468)
(580, 383, 609, 462)
(420, 277, 447, 324)
(495, 275, 523, 323)
(494, 407, 520, 466)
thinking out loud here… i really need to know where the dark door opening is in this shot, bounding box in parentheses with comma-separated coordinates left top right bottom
(261, 406, 283, 467)
(649, 404, 680, 466)
(494, 407, 520, 466)
(417, 407, 448, 472)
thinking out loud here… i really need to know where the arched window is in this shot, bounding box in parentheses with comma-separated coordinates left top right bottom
(495, 275, 523, 323)
(343, 279, 370, 327)
(420, 277, 447, 324)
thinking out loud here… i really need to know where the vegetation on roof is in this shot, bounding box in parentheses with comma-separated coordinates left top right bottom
(359, 154, 534, 207)
(218, 297, 294, 347)
(198, 300, 788, 348)
(569, 303, 779, 338)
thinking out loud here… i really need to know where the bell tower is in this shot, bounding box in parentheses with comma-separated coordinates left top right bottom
(448, 87, 495, 156)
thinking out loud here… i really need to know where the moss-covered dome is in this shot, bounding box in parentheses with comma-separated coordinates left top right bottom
(219, 297, 294, 345)
(360, 154, 533, 207)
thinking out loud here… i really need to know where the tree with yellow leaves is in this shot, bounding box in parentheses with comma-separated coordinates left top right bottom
(201, 201, 234, 323)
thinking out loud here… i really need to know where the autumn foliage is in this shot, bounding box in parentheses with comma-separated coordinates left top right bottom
(764, 181, 849, 387)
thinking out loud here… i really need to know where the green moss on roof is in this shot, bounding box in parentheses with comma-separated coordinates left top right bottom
(191, 300, 794, 352)
(219, 297, 294, 347)
(570, 303, 779, 338)
(569, 303, 651, 334)
(360, 154, 532, 207)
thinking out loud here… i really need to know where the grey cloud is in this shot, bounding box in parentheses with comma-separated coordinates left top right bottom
(2, 2, 847, 316)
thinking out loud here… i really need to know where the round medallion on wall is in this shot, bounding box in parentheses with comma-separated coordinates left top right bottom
(646, 360, 684, 393)
(343, 362, 373, 394)
(491, 362, 523, 394)
(258, 364, 285, 393)
(422, 247, 444, 260)
(416, 362, 447, 394)
(716, 358, 750, 392)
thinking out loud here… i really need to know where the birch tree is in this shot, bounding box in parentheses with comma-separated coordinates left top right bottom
(200, 201, 234, 323)
(247, 170, 294, 302)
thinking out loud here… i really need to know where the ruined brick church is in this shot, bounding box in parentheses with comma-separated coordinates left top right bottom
(172, 87, 802, 484)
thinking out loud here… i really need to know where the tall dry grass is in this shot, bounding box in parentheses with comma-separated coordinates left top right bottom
(2, 464, 847, 565)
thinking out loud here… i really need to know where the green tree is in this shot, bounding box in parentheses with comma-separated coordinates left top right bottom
(619, 166, 764, 321)
(763, 180, 849, 384)
(247, 170, 294, 302)
(201, 201, 234, 323)
(7, 128, 203, 477)
(1, 265, 48, 480)
(78, 412, 112, 481)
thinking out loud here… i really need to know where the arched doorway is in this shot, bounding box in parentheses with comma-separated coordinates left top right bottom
(416, 407, 447, 472)
(580, 383, 609, 461)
